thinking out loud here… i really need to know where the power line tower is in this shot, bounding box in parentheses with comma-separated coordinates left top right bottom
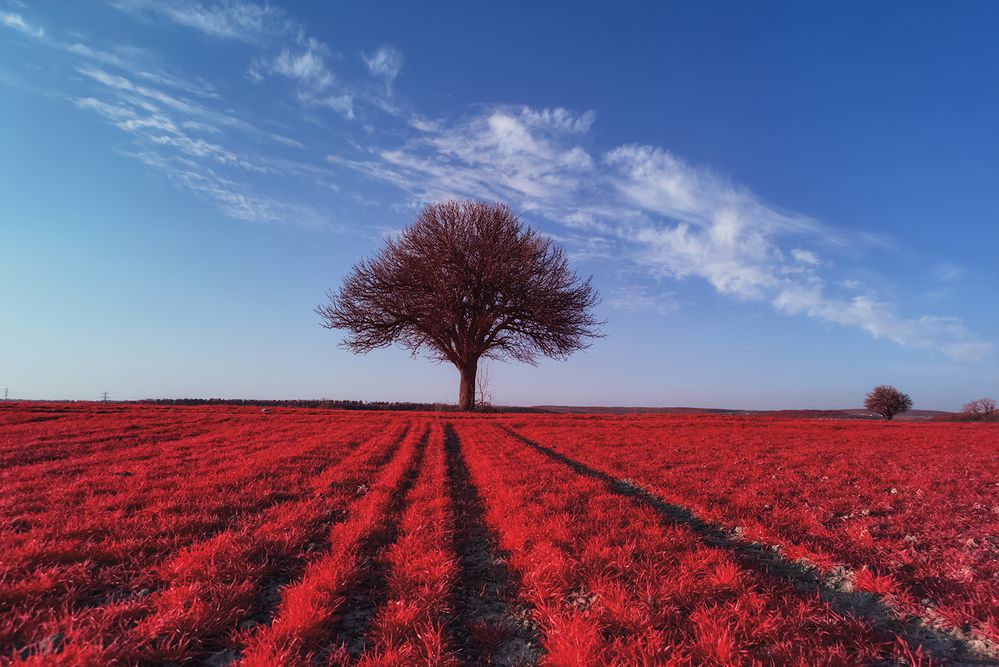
(101, 391, 110, 403)
(3, 388, 7, 401)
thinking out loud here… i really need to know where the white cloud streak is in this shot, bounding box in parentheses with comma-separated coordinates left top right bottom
(272, 39, 333, 90)
(110, 0, 294, 43)
(330, 106, 596, 206)
(64, 56, 324, 225)
(363, 46, 402, 93)
(1, 11, 43, 38)
(261, 38, 354, 118)
(791, 248, 820, 265)
(4, 5, 989, 360)
(329, 105, 991, 361)
(607, 285, 680, 316)
(0, 5, 353, 226)
(113, 0, 371, 120)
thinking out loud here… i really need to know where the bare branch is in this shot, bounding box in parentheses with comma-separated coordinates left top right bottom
(317, 200, 604, 410)
(961, 397, 996, 420)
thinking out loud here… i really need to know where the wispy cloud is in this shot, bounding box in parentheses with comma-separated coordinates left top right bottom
(271, 39, 332, 89)
(329, 106, 596, 206)
(607, 285, 680, 316)
(76, 93, 262, 171)
(110, 0, 295, 44)
(773, 284, 989, 360)
(1, 11, 43, 38)
(114, 0, 363, 120)
(71, 81, 326, 225)
(363, 46, 402, 94)
(67, 61, 327, 225)
(791, 248, 821, 266)
(329, 104, 992, 361)
(0, 5, 357, 228)
(77, 64, 199, 115)
(65, 41, 219, 99)
(258, 37, 354, 118)
(932, 261, 968, 284)
(3, 5, 990, 360)
(122, 148, 325, 226)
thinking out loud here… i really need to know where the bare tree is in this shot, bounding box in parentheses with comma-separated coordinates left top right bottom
(863, 385, 913, 420)
(317, 200, 602, 411)
(961, 397, 996, 420)
(476, 362, 494, 409)
(979, 397, 996, 418)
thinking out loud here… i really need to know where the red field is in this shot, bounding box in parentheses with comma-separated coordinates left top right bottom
(1, 403, 997, 665)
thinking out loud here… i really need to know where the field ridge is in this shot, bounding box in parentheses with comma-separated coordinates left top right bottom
(500, 424, 999, 665)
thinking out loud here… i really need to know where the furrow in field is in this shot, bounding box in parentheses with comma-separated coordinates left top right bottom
(462, 421, 918, 664)
(117, 421, 414, 666)
(0, 411, 237, 469)
(501, 424, 999, 666)
(7, 419, 411, 665)
(316, 426, 430, 661)
(442, 423, 542, 666)
(0, 417, 272, 510)
(1, 419, 315, 557)
(235, 422, 430, 667)
(507, 416, 999, 646)
(340, 421, 460, 665)
(0, 410, 360, 480)
(0, 415, 379, 619)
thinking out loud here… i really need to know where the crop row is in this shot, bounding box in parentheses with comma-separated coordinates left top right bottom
(4, 405, 995, 664)
(4, 411, 414, 663)
(238, 421, 429, 665)
(454, 421, 913, 664)
(502, 414, 999, 647)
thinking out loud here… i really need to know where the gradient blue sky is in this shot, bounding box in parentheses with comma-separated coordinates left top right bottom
(2, 2, 997, 409)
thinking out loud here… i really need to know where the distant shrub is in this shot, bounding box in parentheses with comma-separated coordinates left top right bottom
(961, 398, 996, 420)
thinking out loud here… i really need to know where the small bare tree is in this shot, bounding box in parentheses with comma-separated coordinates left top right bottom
(476, 362, 494, 409)
(864, 385, 913, 420)
(961, 397, 996, 420)
(318, 200, 602, 411)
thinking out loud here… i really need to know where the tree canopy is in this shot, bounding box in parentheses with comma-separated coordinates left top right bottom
(863, 385, 913, 420)
(318, 200, 602, 410)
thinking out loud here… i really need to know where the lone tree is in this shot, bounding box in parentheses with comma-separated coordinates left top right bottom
(863, 385, 913, 420)
(961, 397, 996, 420)
(317, 200, 602, 411)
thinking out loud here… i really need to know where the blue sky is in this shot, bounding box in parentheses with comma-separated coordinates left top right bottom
(2, 1, 997, 409)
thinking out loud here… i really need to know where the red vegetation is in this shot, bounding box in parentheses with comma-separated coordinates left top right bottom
(1, 402, 996, 664)
(505, 414, 999, 649)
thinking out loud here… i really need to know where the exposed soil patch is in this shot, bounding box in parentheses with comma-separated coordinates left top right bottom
(445, 423, 543, 666)
(501, 426, 999, 666)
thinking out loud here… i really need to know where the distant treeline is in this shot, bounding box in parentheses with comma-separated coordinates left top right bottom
(136, 398, 548, 413)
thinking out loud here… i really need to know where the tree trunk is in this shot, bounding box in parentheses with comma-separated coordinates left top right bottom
(458, 360, 477, 411)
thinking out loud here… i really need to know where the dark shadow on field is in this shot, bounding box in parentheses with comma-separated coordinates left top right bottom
(322, 425, 431, 660)
(444, 423, 543, 666)
(204, 425, 418, 666)
(250, 429, 410, 626)
(13, 427, 415, 665)
(499, 426, 998, 667)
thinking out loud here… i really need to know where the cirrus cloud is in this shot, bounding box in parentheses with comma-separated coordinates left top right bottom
(329, 105, 992, 361)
